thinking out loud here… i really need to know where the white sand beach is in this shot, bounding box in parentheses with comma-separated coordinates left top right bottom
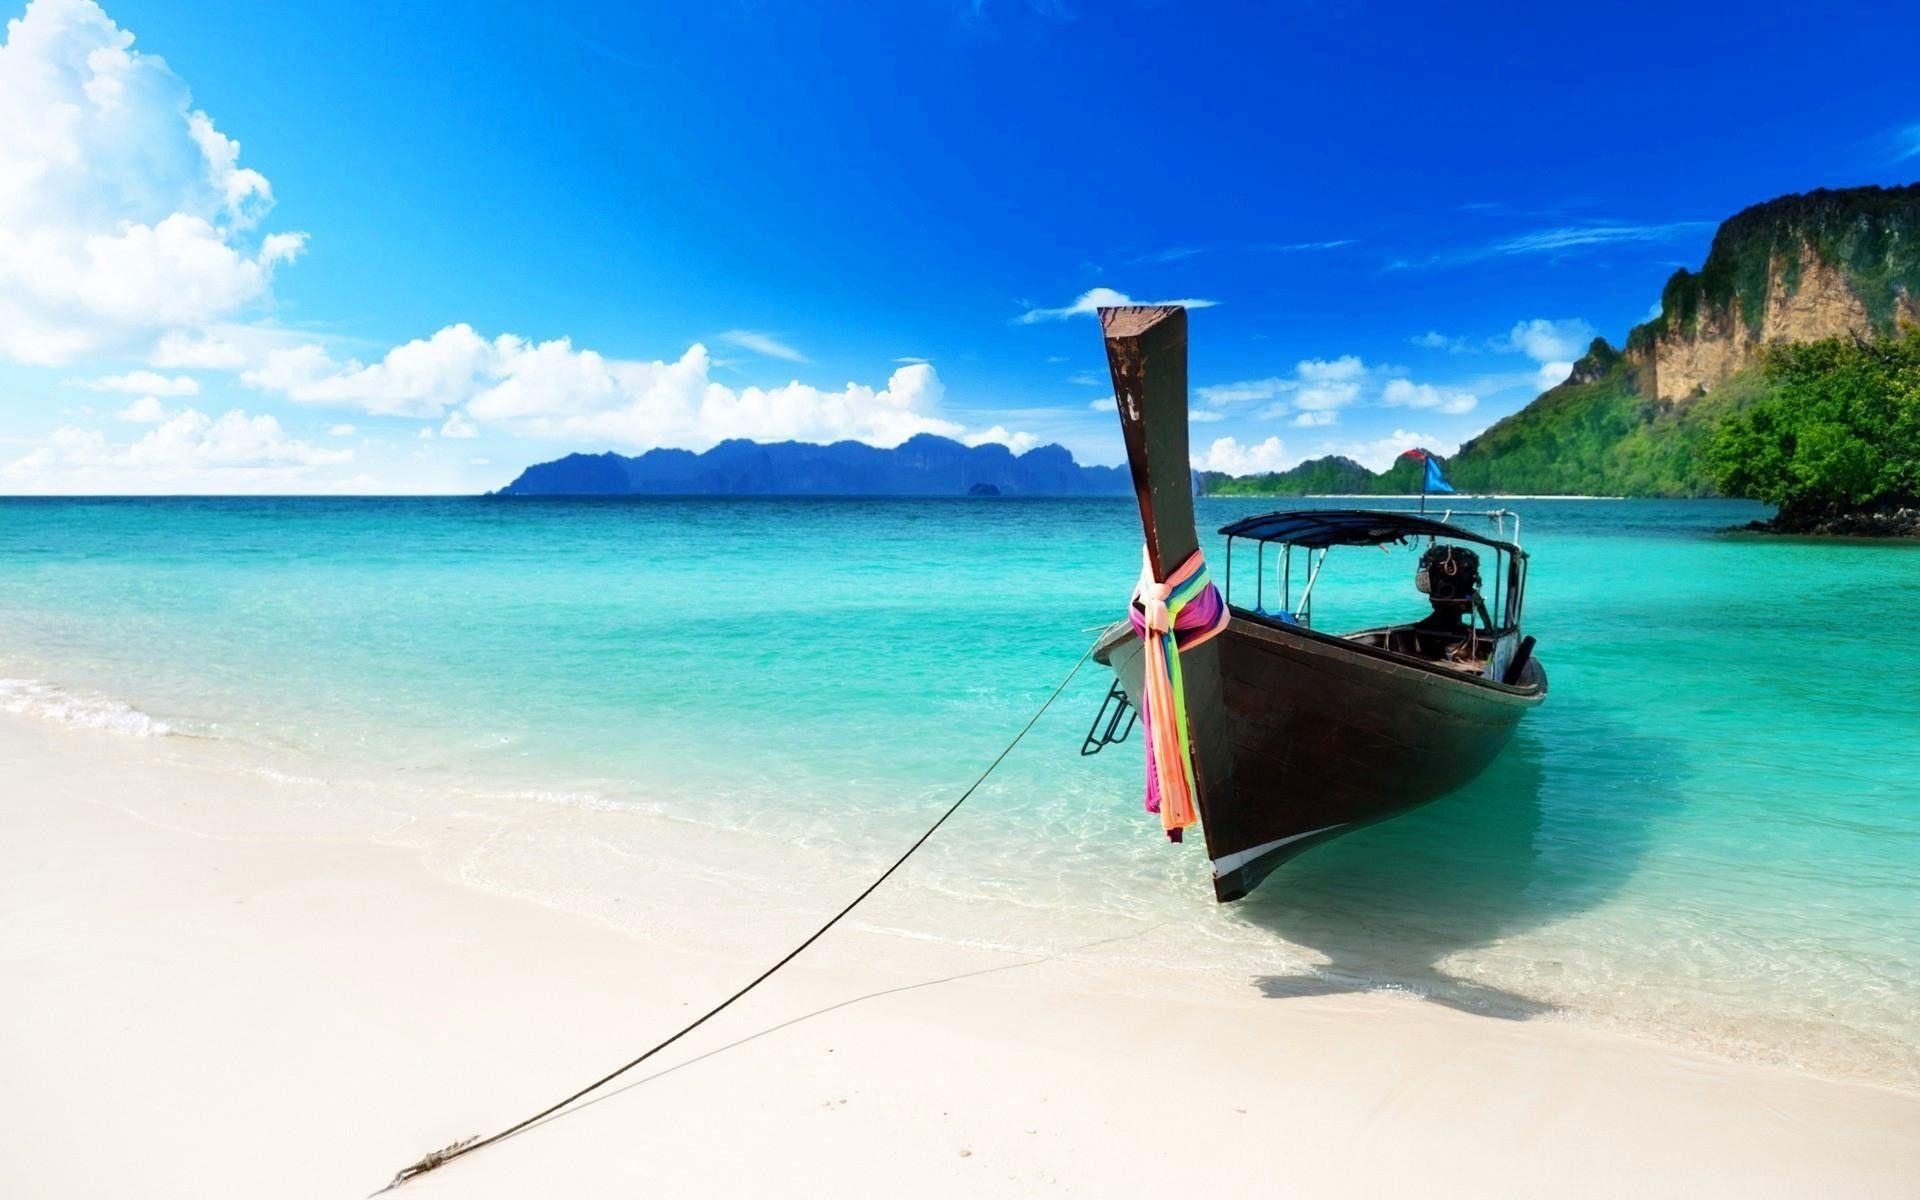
(4, 712, 1917, 1200)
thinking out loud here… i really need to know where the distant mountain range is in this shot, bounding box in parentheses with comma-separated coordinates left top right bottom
(1207, 182, 1920, 498)
(503, 185, 1919, 503)
(496, 433, 1133, 496)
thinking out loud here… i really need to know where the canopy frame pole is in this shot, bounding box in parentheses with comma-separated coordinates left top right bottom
(1294, 546, 1330, 625)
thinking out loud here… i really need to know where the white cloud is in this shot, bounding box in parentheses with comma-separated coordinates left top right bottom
(1293, 356, 1367, 410)
(68, 369, 199, 396)
(113, 395, 166, 422)
(717, 329, 809, 363)
(1188, 408, 1226, 423)
(1504, 318, 1596, 364)
(1895, 123, 1920, 162)
(0, 0, 306, 365)
(439, 410, 478, 438)
(150, 327, 250, 369)
(3, 406, 351, 491)
(1319, 429, 1455, 473)
(1193, 435, 1289, 475)
(1535, 361, 1574, 389)
(1382, 378, 1478, 414)
(1131, 245, 1206, 265)
(244, 324, 493, 417)
(1488, 223, 1712, 257)
(1261, 239, 1356, 252)
(893, 355, 930, 365)
(1196, 355, 1369, 416)
(1412, 330, 1469, 352)
(245, 324, 1024, 452)
(1291, 410, 1336, 427)
(327, 423, 355, 436)
(963, 425, 1040, 454)
(1195, 377, 1288, 405)
(1017, 286, 1218, 324)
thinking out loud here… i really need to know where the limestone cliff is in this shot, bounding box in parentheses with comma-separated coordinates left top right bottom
(1439, 184, 1920, 497)
(1625, 185, 1920, 401)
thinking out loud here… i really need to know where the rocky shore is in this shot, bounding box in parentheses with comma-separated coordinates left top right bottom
(1743, 505, 1920, 537)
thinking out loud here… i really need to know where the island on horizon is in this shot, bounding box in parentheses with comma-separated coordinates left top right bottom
(497, 185, 1920, 536)
(494, 432, 1133, 497)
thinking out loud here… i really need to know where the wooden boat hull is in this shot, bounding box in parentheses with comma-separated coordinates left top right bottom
(1094, 303, 1546, 901)
(1100, 610, 1546, 901)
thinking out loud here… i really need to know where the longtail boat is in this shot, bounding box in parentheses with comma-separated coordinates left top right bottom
(1087, 305, 1547, 902)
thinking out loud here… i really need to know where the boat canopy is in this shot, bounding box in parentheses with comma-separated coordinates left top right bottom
(1217, 508, 1524, 557)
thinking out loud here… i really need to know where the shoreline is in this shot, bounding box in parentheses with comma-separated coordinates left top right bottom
(5, 712, 1919, 1196)
(1736, 505, 1920, 538)
(5, 660, 1918, 1092)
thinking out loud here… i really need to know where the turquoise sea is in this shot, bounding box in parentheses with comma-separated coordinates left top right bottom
(2, 496, 1917, 1086)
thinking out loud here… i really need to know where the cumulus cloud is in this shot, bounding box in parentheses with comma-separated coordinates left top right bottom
(962, 425, 1040, 454)
(243, 324, 493, 417)
(150, 327, 251, 369)
(244, 324, 1022, 451)
(1293, 356, 1367, 410)
(4, 406, 351, 491)
(1193, 435, 1289, 475)
(439, 410, 479, 438)
(717, 329, 809, 363)
(1194, 377, 1289, 405)
(68, 369, 199, 396)
(1536, 361, 1574, 389)
(1198, 356, 1369, 418)
(1504, 318, 1596, 364)
(1017, 287, 1218, 324)
(1382, 378, 1478, 415)
(1319, 429, 1454, 473)
(1412, 330, 1469, 352)
(113, 395, 166, 422)
(1291, 410, 1336, 427)
(0, 0, 306, 365)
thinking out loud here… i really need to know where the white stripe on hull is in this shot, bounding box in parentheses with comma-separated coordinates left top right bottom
(1211, 824, 1347, 877)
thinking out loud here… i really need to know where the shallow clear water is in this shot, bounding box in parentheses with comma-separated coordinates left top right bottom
(2, 495, 1917, 1085)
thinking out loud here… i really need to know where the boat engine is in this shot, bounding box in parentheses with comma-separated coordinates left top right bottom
(1415, 543, 1480, 613)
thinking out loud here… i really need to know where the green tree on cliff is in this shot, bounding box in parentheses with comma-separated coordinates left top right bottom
(1706, 327, 1920, 521)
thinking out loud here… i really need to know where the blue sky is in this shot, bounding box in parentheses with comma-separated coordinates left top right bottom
(2, 0, 1917, 492)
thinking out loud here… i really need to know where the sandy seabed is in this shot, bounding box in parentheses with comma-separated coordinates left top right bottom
(3, 712, 1916, 1199)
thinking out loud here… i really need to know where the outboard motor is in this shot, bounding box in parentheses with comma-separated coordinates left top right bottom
(1415, 543, 1481, 617)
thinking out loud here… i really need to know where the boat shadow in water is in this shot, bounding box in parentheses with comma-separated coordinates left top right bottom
(1235, 721, 1673, 1020)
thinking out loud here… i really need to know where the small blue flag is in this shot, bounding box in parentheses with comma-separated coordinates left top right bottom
(1400, 447, 1454, 494)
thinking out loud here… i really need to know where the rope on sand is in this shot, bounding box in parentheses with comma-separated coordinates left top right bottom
(379, 641, 1099, 1192)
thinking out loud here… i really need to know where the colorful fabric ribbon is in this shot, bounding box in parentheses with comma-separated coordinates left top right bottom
(1127, 546, 1230, 842)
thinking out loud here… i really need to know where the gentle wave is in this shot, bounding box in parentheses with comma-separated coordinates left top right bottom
(0, 677, 173, 737)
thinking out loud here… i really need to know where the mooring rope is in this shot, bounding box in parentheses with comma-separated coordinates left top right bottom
(380, 640, 1099, 1192)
